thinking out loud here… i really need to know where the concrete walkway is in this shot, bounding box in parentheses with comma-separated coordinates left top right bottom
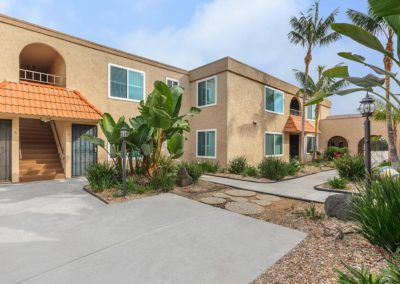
(202, 170, 338, 203)
(0, 178, 306, 284)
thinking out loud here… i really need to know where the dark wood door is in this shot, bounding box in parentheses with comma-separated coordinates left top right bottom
(0, 120, 12, 182)
(72, 124, 97, 176)
(289, 134, 300, 160)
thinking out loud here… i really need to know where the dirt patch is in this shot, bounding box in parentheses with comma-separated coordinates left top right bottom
(317, 182, 359, 194)
(84, 186, 161, 204)
(173, 185, 386, 284)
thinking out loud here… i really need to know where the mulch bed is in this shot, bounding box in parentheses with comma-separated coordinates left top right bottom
(173, 183, 387, 284)
(316, 182, 359, 195)
(84, 185, 161, 204)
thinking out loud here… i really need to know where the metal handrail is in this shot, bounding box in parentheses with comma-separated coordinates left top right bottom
(19, 69, 64, 86)
(50, 121, 65, 170)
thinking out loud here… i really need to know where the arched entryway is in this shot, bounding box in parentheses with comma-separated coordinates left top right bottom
(327, 136, 348, 149)
(358, 136, 389, 166)
(19, 43, 66, 86)
(290, 97, 301, 116)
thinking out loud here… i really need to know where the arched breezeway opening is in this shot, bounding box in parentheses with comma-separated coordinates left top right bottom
(290, 97, 301, 116)
(19, 43, 66, 86)
(327, 136, 348, 149)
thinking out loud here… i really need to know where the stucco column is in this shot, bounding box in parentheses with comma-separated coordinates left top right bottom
(64, 122, 72, 178)
(11, 118, 19, 183)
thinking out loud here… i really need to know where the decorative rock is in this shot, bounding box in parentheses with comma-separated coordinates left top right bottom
(378, 166, 400, 178)
(324, 194, 353, 221)
(176, 167, 193, 187)
(229, 197, 248, 202)
(225, 202, 264, 215)
(212, 192, 231, 198)
(200, 197, 226, 205)
(256, 194, 281, 202)
(225, 189, 256, 197)
(252, 199, 272, 206)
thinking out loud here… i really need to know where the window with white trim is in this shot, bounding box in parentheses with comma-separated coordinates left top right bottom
(166, 78, 179, 88)
(306, 136, 316, 154)
(197, 77, 216, 107)
(109, 64, 145, 101)
(265, 133, 283, 156)
(307, 104, 316, 120)
(265, 87, 284, 114)
(197, 130, 216, 158)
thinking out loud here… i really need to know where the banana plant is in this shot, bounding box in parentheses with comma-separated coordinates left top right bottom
(132, 81, 200, 176)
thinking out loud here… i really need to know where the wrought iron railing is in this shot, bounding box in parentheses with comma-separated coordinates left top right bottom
(20, 69, 64, 86)
(290, 108, 301, 116)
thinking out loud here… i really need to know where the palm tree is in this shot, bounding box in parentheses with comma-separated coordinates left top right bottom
(372, 100, 400, 145)
(347, 8, 399, 166)
(294, 65, 348, 160)
(288, 0, 341, 162)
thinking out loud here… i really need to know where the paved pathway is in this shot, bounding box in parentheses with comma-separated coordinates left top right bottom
(202, 170, 338, 203)
(0, 178, 306, 284)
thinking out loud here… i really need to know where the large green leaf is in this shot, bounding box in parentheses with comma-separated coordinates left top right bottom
(322, 65, 349, 78)
(99, 113, 119, 143)
(346, 74, 385, 88)
(147, 107, 172, 129)
(141, 143, 152, 155)
(167, 133, 184, 159)
(332, 23, 388, 56)
(335, 88, 370, 96)
(369, 0, 400, 17)
(81, 134, 105, 148)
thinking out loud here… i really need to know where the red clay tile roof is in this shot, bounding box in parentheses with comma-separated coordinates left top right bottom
(0, 81, 102, 120)
(283, 115, 316, 133)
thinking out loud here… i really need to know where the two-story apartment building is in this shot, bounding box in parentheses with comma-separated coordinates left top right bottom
(0, 14, 331, 183)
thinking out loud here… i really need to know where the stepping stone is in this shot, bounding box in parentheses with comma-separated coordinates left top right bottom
(200, 197, 226, 205)
(256, 194, 281, 202)
(252, 199, 272, 206)
(212, 192, 231, 198)
(225, 202, 264, 215)
(225, 189, 256, 197)
(229, 197, 248, 202)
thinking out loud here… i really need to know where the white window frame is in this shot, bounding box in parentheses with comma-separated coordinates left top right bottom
(196, 76, 217, 108)
(166, 77, 180, 87)
(306, 134, 316, 154)
(264, 86, 284, 115)
(108, 63, 146, 102)
(264, 131, 284, 157)
(307, 104, 316, 121)
(196, 129, 217, 159)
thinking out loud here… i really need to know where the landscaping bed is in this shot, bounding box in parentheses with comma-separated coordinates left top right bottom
(315, 181, 359, 194)
(172, 184, 387, 283)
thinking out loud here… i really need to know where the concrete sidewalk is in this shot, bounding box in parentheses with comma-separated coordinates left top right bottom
(202, 170, 338, 203)
(0, 179, 306, 284)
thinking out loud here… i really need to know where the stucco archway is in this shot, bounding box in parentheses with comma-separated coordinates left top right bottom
(327, 136, 348, 149)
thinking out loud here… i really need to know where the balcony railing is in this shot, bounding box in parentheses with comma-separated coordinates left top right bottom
(20, 69, 64, 86)
(290, 108, 301, 116)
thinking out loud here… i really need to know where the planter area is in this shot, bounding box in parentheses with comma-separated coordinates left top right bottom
(315, 181, 359, 194)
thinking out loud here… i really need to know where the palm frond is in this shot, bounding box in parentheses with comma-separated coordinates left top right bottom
(288, 31, 306, 45)
(318, 32, 341, 47)
(347, 9, 385, 35)
(293, 69, 316, 90)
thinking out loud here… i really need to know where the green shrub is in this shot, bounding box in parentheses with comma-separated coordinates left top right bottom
(324, 146, 348, 161)
(199, 161, 219, 173)
(292, 203, 324, 221)
(86, 162, 117, 192)
(116, 177, 150, 194)
(227, 156, 248, 174)
(378, 161, 392, 167)
(335, 155, 365, 182)
(327, 177, 347, 189)
(180, 162, 204, 183)
(352, 178, 400, 252)
(258, 158, 288, 181)
(149, 156, 177, 192)
(287, 159, 301, 176)
(243, 166, 258, 177)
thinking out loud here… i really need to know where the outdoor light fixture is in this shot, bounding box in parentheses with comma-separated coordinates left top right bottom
(120, 126, 129, 196)
(359, 92, 375, 187)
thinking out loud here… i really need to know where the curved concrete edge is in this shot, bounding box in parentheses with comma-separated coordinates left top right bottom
(82, 185, 109, 204)
(313, 184, 357, 196)
(204, 168, 336, 184)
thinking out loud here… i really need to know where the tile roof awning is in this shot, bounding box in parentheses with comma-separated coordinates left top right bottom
(0, 81, 103, 120)
(283, 115, 316, 133)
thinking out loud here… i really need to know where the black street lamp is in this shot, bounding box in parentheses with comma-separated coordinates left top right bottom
(120, 126, 129, 196)
(359, 93, 376, 186)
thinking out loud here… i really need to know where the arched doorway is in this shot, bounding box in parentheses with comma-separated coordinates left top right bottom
(290, 97, 301, 116)
(327, 136, 348, 149)
(19, 43, 66, 86)
(358, 136, 389, 166)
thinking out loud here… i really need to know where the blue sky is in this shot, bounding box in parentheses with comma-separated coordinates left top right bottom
(0, 0, 396, 115)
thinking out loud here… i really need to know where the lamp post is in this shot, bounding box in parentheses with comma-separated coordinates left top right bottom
(359, 93, 376, 187)
(120, 126, 129, 196)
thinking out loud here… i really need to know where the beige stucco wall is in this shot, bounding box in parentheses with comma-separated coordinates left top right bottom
(319, 115, 395, 155)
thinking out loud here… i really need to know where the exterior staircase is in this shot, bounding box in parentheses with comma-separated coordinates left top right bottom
(19, 118, 65, 182)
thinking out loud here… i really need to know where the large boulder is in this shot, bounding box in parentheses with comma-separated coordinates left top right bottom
(378, 166, 399, 179)
(176, 167, 193, 187)
(324, 194, 353, 221)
